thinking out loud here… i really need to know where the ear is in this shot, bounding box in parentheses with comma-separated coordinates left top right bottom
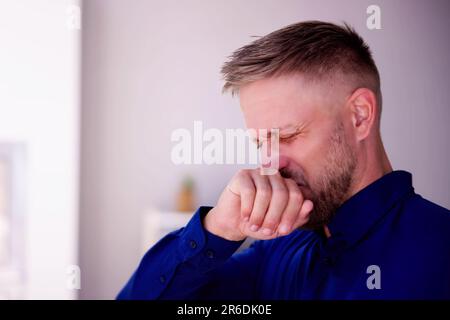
(346, 88, 378, 141)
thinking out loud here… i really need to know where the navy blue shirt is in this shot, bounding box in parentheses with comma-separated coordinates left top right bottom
(117, 171, 450, 299)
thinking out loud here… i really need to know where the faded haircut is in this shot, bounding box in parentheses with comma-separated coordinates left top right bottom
(221, 20, 382, 113)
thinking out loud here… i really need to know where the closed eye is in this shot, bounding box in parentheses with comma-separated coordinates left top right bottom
(253, 124, 308, 149)
(280, 131, 302, 144)
(254, 132, 301, 149)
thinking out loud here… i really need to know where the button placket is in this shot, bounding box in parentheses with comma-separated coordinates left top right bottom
(206, 249, 215, 259)
(189, 240, 197, 249)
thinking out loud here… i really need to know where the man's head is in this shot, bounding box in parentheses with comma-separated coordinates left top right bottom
(221, 21, 385, 230)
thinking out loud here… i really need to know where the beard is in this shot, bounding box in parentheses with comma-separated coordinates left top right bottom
(280, 122, 357, 231)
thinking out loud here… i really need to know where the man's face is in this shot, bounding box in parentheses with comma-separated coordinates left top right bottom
(240, 74, 357, 230)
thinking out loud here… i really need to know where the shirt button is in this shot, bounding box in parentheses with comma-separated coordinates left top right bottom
(206, 249, 215, 259)
(189, 240, 197, 249)
(159, 275, 166, 283)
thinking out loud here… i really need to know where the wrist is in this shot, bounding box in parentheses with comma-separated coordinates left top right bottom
(203, 208, 246, 242)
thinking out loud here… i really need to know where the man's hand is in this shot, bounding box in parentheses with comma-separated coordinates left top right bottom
(203, 169, 314, 241)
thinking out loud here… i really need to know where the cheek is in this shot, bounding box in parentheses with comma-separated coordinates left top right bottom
(280, 134, 333, 189)
(290, 133, 331, 172)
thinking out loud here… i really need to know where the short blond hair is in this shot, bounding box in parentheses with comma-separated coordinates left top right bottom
(221, 21, 382, 111)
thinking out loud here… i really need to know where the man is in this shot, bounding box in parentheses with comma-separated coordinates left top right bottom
(117, 21, 450, 299)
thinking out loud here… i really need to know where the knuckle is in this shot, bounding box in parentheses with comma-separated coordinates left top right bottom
(237, 169, 250, 178)
(241, 206, 251, 216)
(250, 217, 263, 227)
(289, 190, 302, 201)
(241, 186, 255, 195)
(249, 212, 264, 224)
(272, 184, 287, 193)
(258, 186, 272, 198)
(263, 218, 279, 229)
(272, 188, 288, 201)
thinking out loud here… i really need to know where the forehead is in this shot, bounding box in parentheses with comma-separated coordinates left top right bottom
(239, 74, 328, 130)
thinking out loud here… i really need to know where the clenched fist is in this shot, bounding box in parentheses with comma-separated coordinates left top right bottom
(203, 169, 314, 241)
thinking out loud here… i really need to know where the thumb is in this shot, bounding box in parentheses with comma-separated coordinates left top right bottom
(293, 200, 314, 229)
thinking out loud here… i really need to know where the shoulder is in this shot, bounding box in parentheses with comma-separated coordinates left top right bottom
(404, 193, 450, 226)
(399, 193, 450, 245)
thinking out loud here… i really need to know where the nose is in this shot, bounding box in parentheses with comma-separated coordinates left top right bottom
(277, 154, 290, 171)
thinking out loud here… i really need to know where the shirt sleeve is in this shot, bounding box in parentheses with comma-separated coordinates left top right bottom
(116, 206, 264, 300)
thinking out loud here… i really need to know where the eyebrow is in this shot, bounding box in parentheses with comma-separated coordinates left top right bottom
(278, 121, 308, 136)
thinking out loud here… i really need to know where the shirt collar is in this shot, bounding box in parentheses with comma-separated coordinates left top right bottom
(326, 170, 415, 248)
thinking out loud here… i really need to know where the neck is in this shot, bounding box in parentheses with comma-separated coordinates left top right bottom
(349, 135, 392, 200)
(324, 135, 392, 238)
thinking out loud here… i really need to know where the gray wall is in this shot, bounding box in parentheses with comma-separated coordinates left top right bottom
(80, 0, 450, 299)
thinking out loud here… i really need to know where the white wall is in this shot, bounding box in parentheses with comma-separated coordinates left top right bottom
(0, 0, 80, 299)
(80, 0, 450, 299)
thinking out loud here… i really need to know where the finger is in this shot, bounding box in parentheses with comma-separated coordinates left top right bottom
(292, 199, 314, 229)
(244, 199, 313, 240)
(236, 172, 256, 220)
(259, 173, 289, 236)
(277, 178, 303, 235)
(240, 220, 280, 240)
(247, 171, 272, 232)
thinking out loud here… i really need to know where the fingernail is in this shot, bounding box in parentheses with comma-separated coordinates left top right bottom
(262, 228, 273, 236)
(279, 224, 290, 234)
(250, 224, 259, 232)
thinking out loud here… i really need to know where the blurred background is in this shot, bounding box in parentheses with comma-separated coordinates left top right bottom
(0, 0, 449, 299)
